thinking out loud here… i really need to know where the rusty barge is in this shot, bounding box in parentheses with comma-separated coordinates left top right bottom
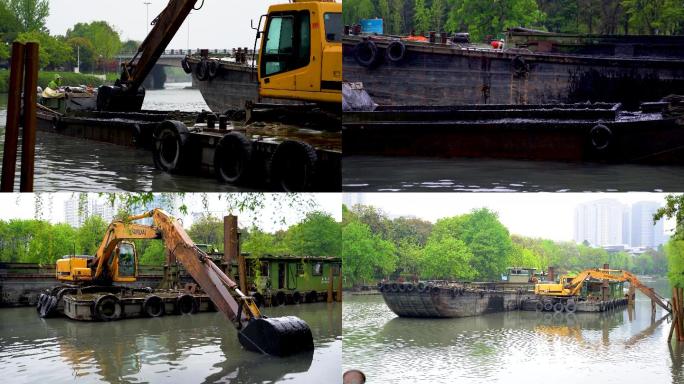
(343, 96, 684, 164)
(342, 30, 684, 109)
(378, 281, 629, 318)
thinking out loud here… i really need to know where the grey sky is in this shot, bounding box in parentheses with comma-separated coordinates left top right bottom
(0, 193, 342, 232)
(347, 193, 676, 241)
(46, 0, 283, 49)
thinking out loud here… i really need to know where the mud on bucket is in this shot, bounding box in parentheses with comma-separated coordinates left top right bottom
(238, 315, 314, 357)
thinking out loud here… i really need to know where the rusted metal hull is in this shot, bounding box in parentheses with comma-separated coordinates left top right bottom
(343, 35, 684, 109)
(343, 103, 684, 164)
(380, 282, 529, 318)
(380, 282, 630, 318)
(188, 57, 260, 112)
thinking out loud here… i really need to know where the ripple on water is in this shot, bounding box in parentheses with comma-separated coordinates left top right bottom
(343, 290, 677, 384)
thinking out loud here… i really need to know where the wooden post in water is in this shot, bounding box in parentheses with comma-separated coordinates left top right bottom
(237, 254, 247, 294)
(336, 263, 343, 302)
(327, 264, 334, 303)
(1, 42, 25, 192)
(20, 42, 39, 192)
(224, 215, 238, 277)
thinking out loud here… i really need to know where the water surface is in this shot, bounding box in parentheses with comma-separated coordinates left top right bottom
(343, 156, 684, 192)
(0, 84, 256, 192)
(343, 279, 682, 383)
(0, 302, 341, 384)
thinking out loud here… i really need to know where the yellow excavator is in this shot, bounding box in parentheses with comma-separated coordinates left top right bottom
(45, 209, 314, 357)
(534, 268, 671, 313)
(97, 0, 341, 111)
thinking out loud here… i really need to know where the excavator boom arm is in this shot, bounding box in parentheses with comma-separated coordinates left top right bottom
(120, 0, 198, 93)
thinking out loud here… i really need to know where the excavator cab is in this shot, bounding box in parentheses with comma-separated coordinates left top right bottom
(257, 0, 341, 105)
(108, 241, 138, 283)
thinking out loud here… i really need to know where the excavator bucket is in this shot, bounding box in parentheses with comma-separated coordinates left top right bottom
(238, 316, 314, 356)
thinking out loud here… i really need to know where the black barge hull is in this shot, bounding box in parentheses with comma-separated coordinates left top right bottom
(343, 35, 684, 109)
(343, 102, 684, 164)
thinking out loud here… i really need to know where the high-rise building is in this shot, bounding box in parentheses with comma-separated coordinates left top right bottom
(64, 196, 118, 228)
(631, 201, 665, 248)
(342, 193, 365, 208)
(574, 199, 626, 246)
(574, 199, 666, 249)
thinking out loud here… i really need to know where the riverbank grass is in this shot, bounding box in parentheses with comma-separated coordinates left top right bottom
(0, 69, 110, 92)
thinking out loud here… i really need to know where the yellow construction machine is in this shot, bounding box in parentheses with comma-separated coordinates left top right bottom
(98, 0, 341, 111)
(46, 209, 314, 357)
(534, 268, 671, 313)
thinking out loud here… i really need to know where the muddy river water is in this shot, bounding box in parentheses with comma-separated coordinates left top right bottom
(0, 84, 257, 192)
(343, 278, 683, 384)
(0, 302, 341, 383)
(343, 156, 684, 192)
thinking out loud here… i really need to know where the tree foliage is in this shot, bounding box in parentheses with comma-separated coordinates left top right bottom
(285, 211, 341, 256)
(6, 0, 49, 32)
(15, 31, 72, 69)
(341, 204, 669, 285)
(342, 221, 397, 285)
(344, 0, 684, 38)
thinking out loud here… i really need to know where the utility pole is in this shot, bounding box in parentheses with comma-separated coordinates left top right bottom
(187, 12, 191, 53)
(144, 1, 152, 34)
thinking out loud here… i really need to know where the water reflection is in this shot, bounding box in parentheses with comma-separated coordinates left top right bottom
(343, 156, 684, 192)
(0, 302, 341, 383)
(343, 286, 682, 384)
(0, 86, 260, 192)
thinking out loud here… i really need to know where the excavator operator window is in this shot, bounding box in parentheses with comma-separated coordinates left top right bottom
(117, 243, 136, 278)
(261, 11, 311, 77)
(324, 13, 342, 42)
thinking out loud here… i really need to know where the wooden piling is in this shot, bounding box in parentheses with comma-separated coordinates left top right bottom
(336, 264, 343, 302)
(224, 215, 238, 277)
(20, 42, 39, 192)
(237, 254, 247, 294)
(327, 264, 334, 303)
(1, 42, 25, 192)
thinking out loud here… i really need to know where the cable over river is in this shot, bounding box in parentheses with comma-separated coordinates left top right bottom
(343, 278, 682, 384)
(0, 301, 341, 383)
(0, 84, 259, 192)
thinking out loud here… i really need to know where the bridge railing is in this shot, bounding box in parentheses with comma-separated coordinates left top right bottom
(117, 48, 258, 58)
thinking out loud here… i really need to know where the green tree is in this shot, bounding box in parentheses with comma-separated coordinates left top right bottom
(445, 0, 545, 41)
(420, 236, 475, 280)
(285, 211, 341, 256)
(0, 42, 8, 60)
(187, 214, 224, 249)
(0, 1, 22, 34)
(138, 240, 166, 265)
(77, 215, 108, 255)
(66, 21, 122, 66)
(15, 31, 72, 68)
(241, 228, 289, 257)
(666, 241, 684, 287)
(431, 209, 513, 280)
(413, 0, 432, 33)
(342, 220, 396, 286)
(7, 0, 49, 32)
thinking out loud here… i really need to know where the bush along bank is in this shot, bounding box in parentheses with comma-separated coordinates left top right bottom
(0, 70, 107, 93)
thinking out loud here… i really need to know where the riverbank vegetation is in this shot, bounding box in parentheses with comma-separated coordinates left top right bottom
(0, 69, 106, 92)
(344, 0, 684, 41)
(0, 0, 140, 76)
(0, 211, 341, 266)
(342, 204, 668, 286)
(655, 194, 684, 287)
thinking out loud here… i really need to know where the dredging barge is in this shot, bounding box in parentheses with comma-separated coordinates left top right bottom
(343, 94, 684, 165)
(343, 30, 684, 109)
(377, 268, 670, 318)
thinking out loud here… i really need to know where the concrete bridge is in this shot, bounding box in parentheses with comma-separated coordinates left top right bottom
(115, 49, 250, 89)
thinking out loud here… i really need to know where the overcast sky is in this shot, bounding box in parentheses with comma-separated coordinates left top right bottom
(346, 193, 677, 241)
(46, 0, 283, 49)
(0, 193, 342, 232)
